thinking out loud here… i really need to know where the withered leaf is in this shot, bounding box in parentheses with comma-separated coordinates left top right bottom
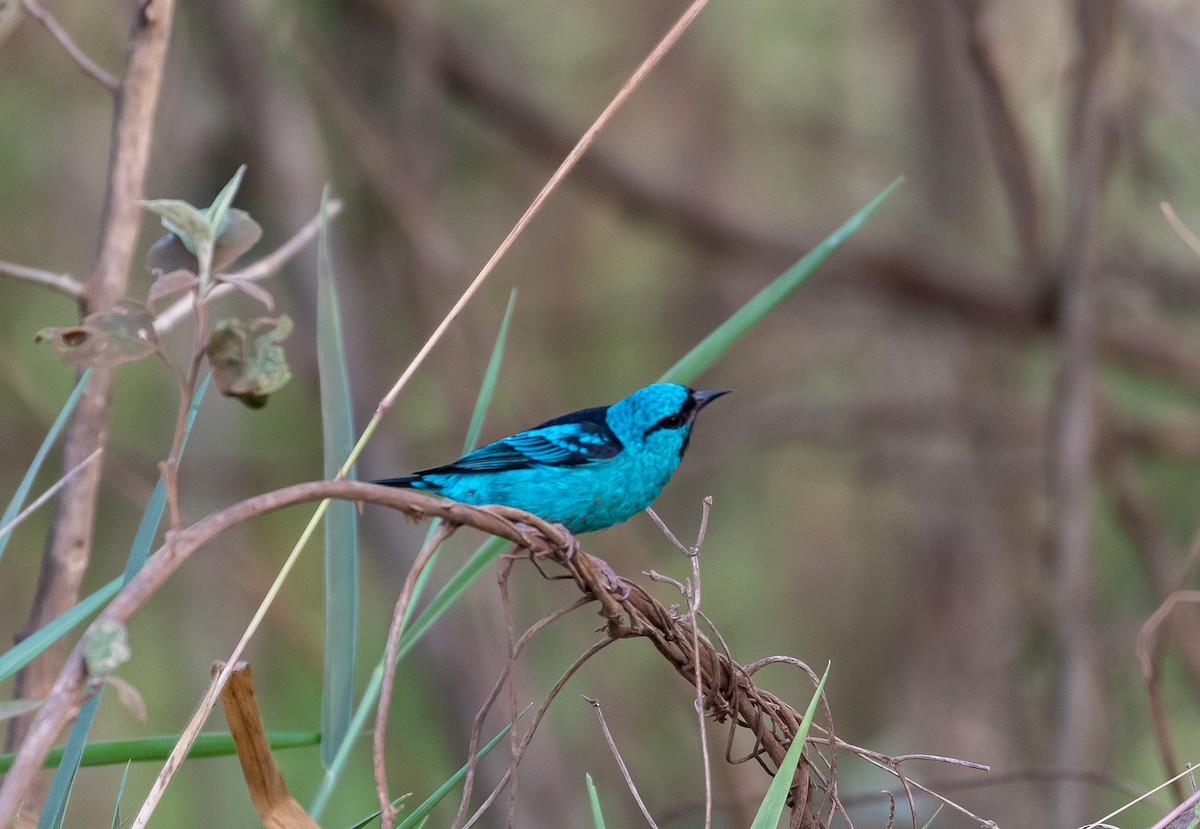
(34, 299, 159, 369)
(205, 315, 293, 408)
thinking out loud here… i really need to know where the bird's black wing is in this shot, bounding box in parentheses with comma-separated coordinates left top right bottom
(417, 406, 623, 475)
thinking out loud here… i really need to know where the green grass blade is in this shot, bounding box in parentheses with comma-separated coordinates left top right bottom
(920, 804, 944, 828)
(0, 577, 120, 683)
(311, 293, 515, 814)
(396, 536, 507, 665)
(463, 289, 516, 453)
(109, 762, 131, 829)
(394, 721, 511, 828)
(37, 691, 99, 828)
(310, 661, 381, 820)
(318, 185, 360, 771)
(40, 374, 210, 828)
(748, 663, 830, 829)
(343, 721, 511, 829)
(585, 773, 607, 829)
(0, 731, 318, 772)
(0, 369, 92, 564)
(660, 179, 901, 386)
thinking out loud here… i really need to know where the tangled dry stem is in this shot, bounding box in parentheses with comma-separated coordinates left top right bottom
(0, 481, 989, 828)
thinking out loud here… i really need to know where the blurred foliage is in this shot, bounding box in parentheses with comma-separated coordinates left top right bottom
(2, 0, 1200, 827)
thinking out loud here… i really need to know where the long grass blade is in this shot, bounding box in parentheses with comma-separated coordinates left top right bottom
(748, 663, 830, 829)
(660, 179, 902, 386)
(310, 296, 516, 816)
(317, 185, 360, 770)
(109, 762, 131, 829)
(585, 773, 607, 829)
(0, 368, 91, 565)
(0, 731, 318, 772)
(344, 721, 512, 829)
(0, 576, 120, 683)
(39, 376, 210, 829)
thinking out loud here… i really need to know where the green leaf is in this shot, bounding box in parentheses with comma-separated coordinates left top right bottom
(205, 164, 247, 231)
(109, 762, 131, 829)
(35, 300, 159, 369)
(464, 289, 517, 453)
(660, 178, 902, 385)
(0, 577, 120, 683)
(0, 369, 91, 566)
(205, 315, 293, 408)
(141, 198, 212, 257)
(748, 663, 830, 829)
(585, 773, 607, 829)
(0, 731, 319, 772)
(344, 721, 512, 829)
(317, 185, 360, 771)
(39, 374, 209, 826)
(396, 536, 507, 665)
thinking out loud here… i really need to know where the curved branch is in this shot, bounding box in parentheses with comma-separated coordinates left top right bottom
(0, 480, 552, 827)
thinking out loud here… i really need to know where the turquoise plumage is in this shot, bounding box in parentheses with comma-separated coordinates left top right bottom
(375, 383, 728, 533)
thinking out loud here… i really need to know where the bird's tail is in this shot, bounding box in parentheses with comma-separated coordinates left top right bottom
(372, 476, 426, 489)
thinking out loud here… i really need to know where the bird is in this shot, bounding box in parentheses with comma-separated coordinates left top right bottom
(374, 383, 729, 533)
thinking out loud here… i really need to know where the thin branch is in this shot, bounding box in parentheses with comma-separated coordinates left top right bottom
(461, 638, 617, 829)
(453, 597, 591, 828)
(1161, 201, 1200, 260)
(20, 0, 119, 92)
(375, 521, 458, 829)
(0, 259, 85, 299)
(373, 0, 712, 417)
(584, 697, 661, 829)
(9, 0, 176, 772)
(0, 448, 102, 542)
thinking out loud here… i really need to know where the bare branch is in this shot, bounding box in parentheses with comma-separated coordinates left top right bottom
(584, 697, 661, 829)
(0, 259, 85, 299)
(375, 521, 458, 829)
(10, 0, 176, 770)
(19, 0, 119, 92)
(0, 448, 102, 542)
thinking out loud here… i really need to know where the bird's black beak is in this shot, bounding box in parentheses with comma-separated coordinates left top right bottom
(690, 388, 731, 412)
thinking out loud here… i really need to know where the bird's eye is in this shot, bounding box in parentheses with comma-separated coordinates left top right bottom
(661, 413, 686, 429)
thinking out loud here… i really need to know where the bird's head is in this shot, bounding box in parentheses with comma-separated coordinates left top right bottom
(608, 383, 730, 458)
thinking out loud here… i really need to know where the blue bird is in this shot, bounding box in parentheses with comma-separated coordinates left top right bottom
(375, 383, 729, 533)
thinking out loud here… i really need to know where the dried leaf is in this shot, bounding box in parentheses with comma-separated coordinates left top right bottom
(35, 300, 159, 369)
(104, 675, 147, 723)
(218, 275, 274, 310)
(147, 269, 199, 307)
(84, 620, 131, 676)
(205, 315, 293, 408)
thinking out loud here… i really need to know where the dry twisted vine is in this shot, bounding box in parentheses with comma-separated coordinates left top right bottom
(0, 479, 990, 828)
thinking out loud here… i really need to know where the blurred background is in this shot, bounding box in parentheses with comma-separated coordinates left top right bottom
(2, 0, 1200, 826)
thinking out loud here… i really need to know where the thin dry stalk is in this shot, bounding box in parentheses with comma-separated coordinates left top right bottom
(452, 596, 592, 828)
(585, 697, 661, 829)
(19, 0, 119, 91)
(372, 0, 711, 417)
(460, 638, 616, 829)
(0, 260, 84, 299)
(0, 449, 102, 542)
(374, 521, 458, 829)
